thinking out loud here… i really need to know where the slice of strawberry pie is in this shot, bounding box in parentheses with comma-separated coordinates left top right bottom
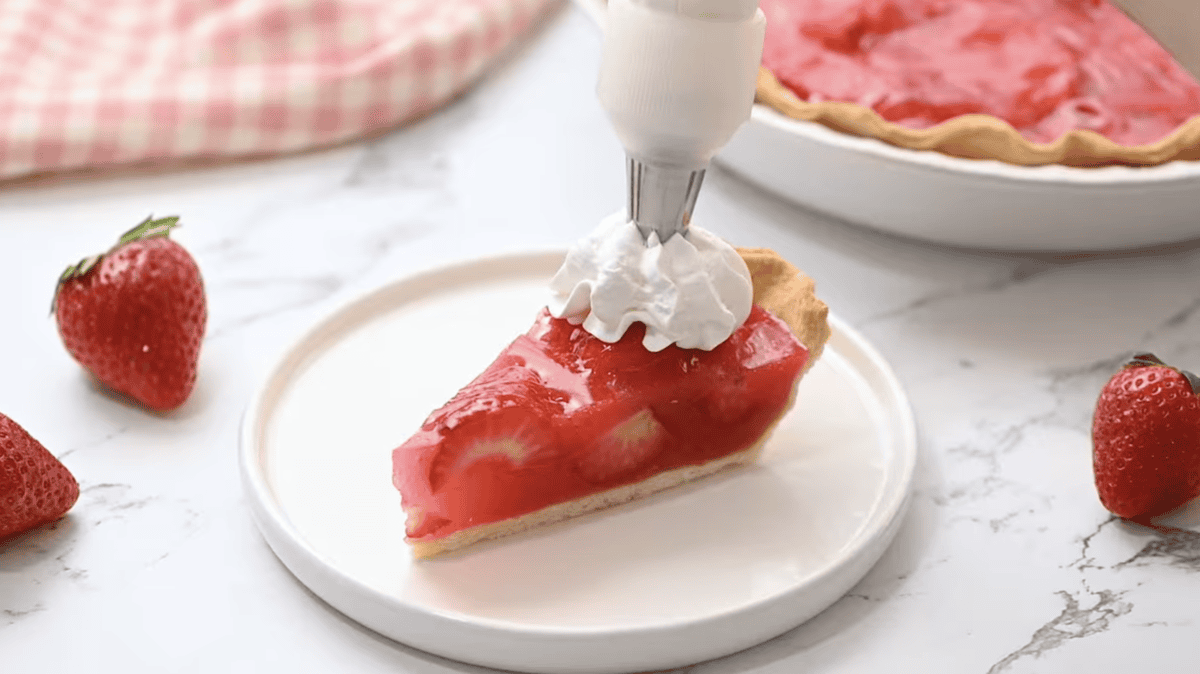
(392, 247, 830, 558)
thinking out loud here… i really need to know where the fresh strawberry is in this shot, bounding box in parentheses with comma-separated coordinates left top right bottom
(0, 413, 79, 540)
(53, 216, 206, 411)
(574, 409, 667, 483)
(1092, 353, 1200, 521)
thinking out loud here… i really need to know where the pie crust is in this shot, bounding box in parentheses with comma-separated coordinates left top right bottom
(756, 66, 1200, 168)
(737, 246, 830, 373)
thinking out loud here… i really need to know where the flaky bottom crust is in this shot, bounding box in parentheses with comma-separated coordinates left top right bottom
(412, 443, 765, 558)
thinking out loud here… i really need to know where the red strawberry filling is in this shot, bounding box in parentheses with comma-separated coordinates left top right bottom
(392, 306, 809, 544)
(761, 0, 1200, 145)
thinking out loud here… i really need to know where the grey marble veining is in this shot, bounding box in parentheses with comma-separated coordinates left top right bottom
(987, 588, 1133, 674)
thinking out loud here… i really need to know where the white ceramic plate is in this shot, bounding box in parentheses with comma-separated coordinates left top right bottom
(573, 0, 1200, 252)
(240, 252, 917, 674)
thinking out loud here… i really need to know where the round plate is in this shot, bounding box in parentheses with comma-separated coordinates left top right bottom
(572, 0, 1200, 252)
(240, 252, 917, 674)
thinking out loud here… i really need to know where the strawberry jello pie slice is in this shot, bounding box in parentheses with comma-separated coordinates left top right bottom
(392, 218, 830, 558)
(755, 0, 1200, 167)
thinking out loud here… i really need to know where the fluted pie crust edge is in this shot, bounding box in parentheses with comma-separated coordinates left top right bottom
(756, 67, 1200, 168)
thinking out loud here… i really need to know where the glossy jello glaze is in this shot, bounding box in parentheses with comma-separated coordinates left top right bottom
(393, 307, 808, 543)
(761, 0, 1200, 145)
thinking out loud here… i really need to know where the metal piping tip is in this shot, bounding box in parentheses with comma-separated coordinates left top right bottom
(627, 157, 706, 243)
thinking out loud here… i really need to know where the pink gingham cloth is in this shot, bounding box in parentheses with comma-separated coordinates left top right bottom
(0, 0, 559, 180)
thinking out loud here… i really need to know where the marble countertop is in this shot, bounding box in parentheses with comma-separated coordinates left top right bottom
(3, 4, 1199, 672)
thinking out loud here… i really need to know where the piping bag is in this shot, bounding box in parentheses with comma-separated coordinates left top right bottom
(548, 0, 766, 352)
(597, 0, 766, 243)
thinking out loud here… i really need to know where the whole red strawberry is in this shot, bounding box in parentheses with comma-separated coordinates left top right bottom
(0, 413, 79, 540)
(1092, 353, 1200, 521)
(53, 216, 206, 411)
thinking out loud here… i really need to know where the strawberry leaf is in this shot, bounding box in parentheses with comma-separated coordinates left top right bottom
(51, 255, 102, 314)
(1128, 353, 1165, 368)
(1181, 369, 1200, 395)
(1125, 352, 1200, 395)
(116, 215, 180, 247)
(50, 215, 182, 314)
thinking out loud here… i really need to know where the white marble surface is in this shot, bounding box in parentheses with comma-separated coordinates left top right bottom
(2, 4, 1200, 672)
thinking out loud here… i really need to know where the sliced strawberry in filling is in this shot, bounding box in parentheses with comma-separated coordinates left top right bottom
(392, 305, 809, 548)
(574, 409, 669, 483)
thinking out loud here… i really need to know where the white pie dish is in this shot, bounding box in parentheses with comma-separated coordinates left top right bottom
(572, 0, 1200, 252)
(239, 251, 918, 673)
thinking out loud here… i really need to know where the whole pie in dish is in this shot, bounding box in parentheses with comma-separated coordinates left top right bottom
(755, 0, 1200, 167)
(392, 248, 830, 558)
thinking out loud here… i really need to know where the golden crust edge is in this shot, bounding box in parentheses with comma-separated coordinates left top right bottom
(736, 246, 831, 375)
(408, 249, 829, 559)
(755, 66, 1200, 168)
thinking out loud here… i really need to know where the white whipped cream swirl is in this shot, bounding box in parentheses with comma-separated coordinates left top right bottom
(548, 211, 753, 352)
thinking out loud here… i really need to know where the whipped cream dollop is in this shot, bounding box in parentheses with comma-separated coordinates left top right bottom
(548, 212, 754, 352)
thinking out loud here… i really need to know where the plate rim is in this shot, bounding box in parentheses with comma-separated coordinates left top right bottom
(239, 250, 918, 665)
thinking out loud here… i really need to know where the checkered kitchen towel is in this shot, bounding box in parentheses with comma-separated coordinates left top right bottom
(0, 0, 559, 180)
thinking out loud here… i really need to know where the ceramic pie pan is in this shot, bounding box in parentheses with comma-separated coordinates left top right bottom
(240, 251, 917, 674)
(572, 0, 1200, 252)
